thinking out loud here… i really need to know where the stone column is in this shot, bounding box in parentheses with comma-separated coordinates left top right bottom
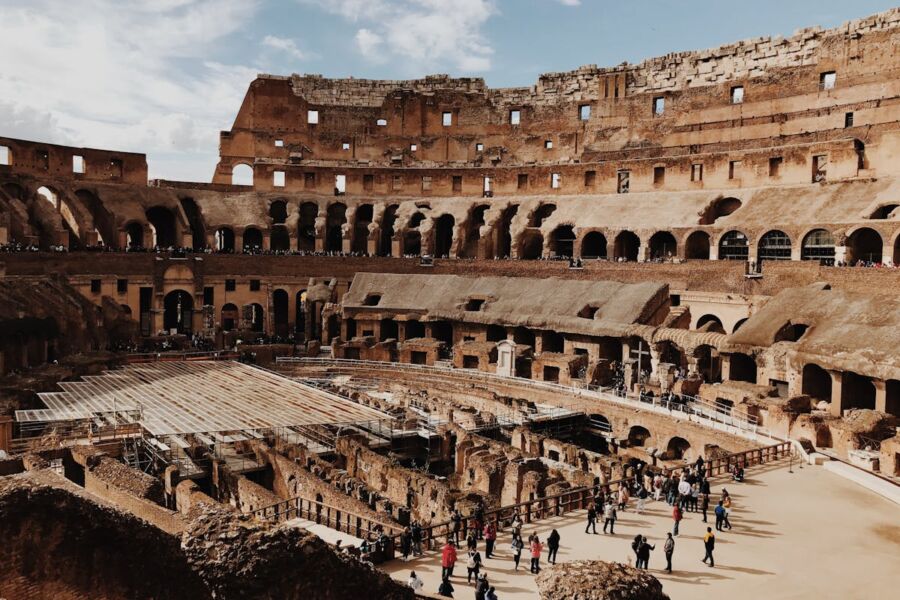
(874, 379, 887, 413)
(720, 354, 731, 382)
(637, 244, 649, 262)
(829, 370, 844, 417)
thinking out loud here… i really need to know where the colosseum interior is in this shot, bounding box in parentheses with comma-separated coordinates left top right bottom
(1, 6, 899, 600)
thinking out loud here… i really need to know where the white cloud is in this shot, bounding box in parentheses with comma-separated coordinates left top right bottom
(0, 0, 261, 180)
(556, 0, 581, 6)
(303, 0, 496, 72)
(262, 35, 309, 61)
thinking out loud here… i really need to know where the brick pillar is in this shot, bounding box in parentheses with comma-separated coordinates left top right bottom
(0, 415, 13, 454)
(874, 379, 887, 413)
(829, 370, 844, 417)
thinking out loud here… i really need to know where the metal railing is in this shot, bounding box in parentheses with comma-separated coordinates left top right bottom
(125, 350, 239, 363)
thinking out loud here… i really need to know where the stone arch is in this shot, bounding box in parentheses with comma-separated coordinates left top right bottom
(214, 227, 235, 252)
(518, 230, 543, 260)
(893, 230, 900, 266)
(580, 231, 607, 259)
(123, 221, 144, 250)
(846, 227, 882, 263)
(757, 229, 792, 262)
(665, 436, 692, 460)
(460, 204, 489, 258)
(75, 189, 116, 246)
(549, 224, 575, 257)
(272, 289, 290, 336)
(403, 230, 422, 256)
(221, 302, 239, 331)
(352, 203, 374, 254)
(649, 231, 677, 260)
(146, 206, 177, 248)
(613, 231, 640, 261)
(530, 203, 556, 227)
(245, 303, 265, 333)
(297, 202, 318, 252)
(718, 230, 749, 261)
(696, 314, 725, 334)
(433, 213, 455, 257)
(231, 163, 253, 186)
(841, 371, 876, 410)
(270, 227, 290, 251)
(379, 204, 399, 256)
(684, 230, 711, 259)
(699, 196, 742, 225)
(729, 352, 757, 383)
(801, 228, 835, 264)
(295, 290, 307, 335)
(325, 203, 347, 252)
(269, 199, 288, 224)
(163, 290, 193, 335)
(179, 197, 205, 250)
(694, 344, 722, 383)
(495, 204, 519, 258)
(243, 227, 263, 251)
(732, 318, 747, 333)
(802, 364, 831, 404)
(627, 426, 651, 447)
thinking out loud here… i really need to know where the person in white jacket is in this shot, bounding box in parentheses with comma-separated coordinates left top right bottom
(407, 571, 424, 592)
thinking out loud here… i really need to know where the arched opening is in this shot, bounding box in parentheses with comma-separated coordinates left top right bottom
(269, 200, 288, 224)
(719, 230, 749, 261)
(431, 321, 453, 349)
(298, 202, 318, 252)
(581, 231, 607, 259)
(518, 230, 543, 260)
(613, 231, 640, 261)
(696, 314, 725, 334)
(665, 437, 691, 461)
(847, 227, 882, 264)
(146, 206, 177, 248)
(163, 290, 193, 335)
(380, 318, 398, 341)
(461, 204, 489, 258)
(699, 197, 742, 225)
(658, 341, 686, 371)
(273, 289, 289, 336)
(295, 291, 307, 336)
(773, 321, 809, 343)
(549, 225, 575, 258)
(694, 345, 722, 383)
(76, 189, 115, 246)
(512, 327, 535, 349)
(685, 231, 711, 259)
(325, 203, 347, 252)
(586, 414, 611, 453)
(729, 353, 757, 383)
(732, 318, 747, 333)
(245, 303, 265, 333)
(434, 214, 455, 257)
(352, 204, 373, 254)
(894, 236, 900, 267)
(379, 205, 399, 256)
(403, 230, 422, 256)
(406, 320, 425, 339)
(649, 231, 677, 260)
(270, 227, 290, 251)
(841, 371, 876, 411)
(628, 426, 651, 447)
(124, 222, 144, 249)
(179, 197, 206, 250)
(243, 227, 263, 251)
(221, 303, 239, 332)
(869, 204, 898, 219)
(886, 380, 899, 417)
(801, 229, 835, 264)
(758, 230, 792, 262)
(495, 205, 518, 258)
(214, 227, 235, 252)
(231, 163, 253, 186)
(802, 364, 831, 404)
(531, 203, 556, 227)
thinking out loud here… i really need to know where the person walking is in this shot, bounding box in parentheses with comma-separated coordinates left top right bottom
(441, 540, 458, 580)
(486, 586, 499, 600)
(530, 535, 543, 574)
(475, 574, 489, 600)
(451, 508, 462, 544)
(636, 536, 655, 569)
(511, 514, 523, 543)
(547, 529, 561, 564)
(465, 548, 482, 584)
(701, 491, 710, 524)
(702, 527, 716, 567)
(636, 483, 648, 514)
(585, 504, 598, 534)
(466, 530, 477, 552)
(663, 533, 675, 573)
(438, 577, 455, 598)
(602, 502, 617, 534)
(617, 485, 629, 511)
(714, 500, 726, 531)
(483, 521, 497, 558)
(672, 504, 683, 537)
(411, 521, 423, 556)
(511, 535, 524, 570)
(408, 571, 424, 592)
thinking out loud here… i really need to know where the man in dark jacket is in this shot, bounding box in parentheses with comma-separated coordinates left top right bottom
(702, 527, 716, 567)
(636, 536, 655, 569)
(585, 504, 598, 534)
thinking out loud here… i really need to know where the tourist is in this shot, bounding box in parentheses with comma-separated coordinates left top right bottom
(585, 504, 598, 534)
(451, 508, 463, 543)
(702, 527, 716, 567)
(663, 533, 675, 573)
(441, 540, 458, 580)
(672, 504, 683, 536)
(399, 527, 411, 561)
(474, 502, 485, 539)
(475, 573, 489, 600)
(677, 477, 691, 509)
(636, 536, 655, 569)
(486, 586, 499, 600)
(530, 535, 543, 573)
(408, 571, 424, 592)
(636, 482, 648, 514)
(631, 534, 642, 565)
(467, 530, 478, 552)
(714, 500, 726, 531)
(701, 490, 710, 523)
(438, 576, 455, 598)
(690, 481, 700, 512)
(511, 535, 524, 570)
(602, 501, 617, 534)
(483, 520, 497, 558)
(511, 514, 523, 542)
(466, 547, 482, 583)
(411, 521, 423, 555)
(617, 485, 629, 511)
(547, 529, 561, 564)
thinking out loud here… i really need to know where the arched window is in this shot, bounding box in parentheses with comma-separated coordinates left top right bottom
(550, 225, 575, 257)
(758, 230, 791, 261)
(581, 231, 607, 259)
(847, 227, 882, 264)
(146, 206, 177, 248)
(298, 202, 318, 252)
(613, 231, 640, 261)
(231, 164, 253, 186)
(215, 227, 235, 252)
(163, 290, 193, 334)
(649, 231, 677, 260)
(325, 203, 347, 252)
(434, 214, 455, 257)
(801, 229, 834, 264)
(685, 231, 710, 259)
(719, 230, 749, 261)
(243, 227, 263, 251)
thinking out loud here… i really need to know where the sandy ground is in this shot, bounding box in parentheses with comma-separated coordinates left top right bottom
(383, 459, 900, 599)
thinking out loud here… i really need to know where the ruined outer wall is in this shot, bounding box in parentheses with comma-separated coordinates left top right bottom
(0, 136, 147, 185)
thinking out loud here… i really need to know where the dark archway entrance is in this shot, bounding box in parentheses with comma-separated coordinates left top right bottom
(434, 214, 455, 257)
(163, 290, 193, 334)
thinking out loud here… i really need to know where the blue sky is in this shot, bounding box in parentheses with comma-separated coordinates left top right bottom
(1, 0, 896, 181)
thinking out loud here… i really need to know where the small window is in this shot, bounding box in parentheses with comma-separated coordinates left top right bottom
(653, 166, 665, 185)
(769, 157, 783, 177)
(475, 143, 484, 152)
(442, 111, 452, 126)
(544, 140, 553, 150)
(551, 173, 561, 189)
(812, 155, 827, 183)
(731, 86, 744, 104)
(0, 146, 10, 165)
(820, 71, 836, 90)
(653, 96, 665, 115)
(73, 155, 85, 174)
(225, 279, 236, 292)
(465, 298, 485, 311)
(307, 110, 319, 124)
(376, 118, 387, 127)
(483, 176, 492, 196)
(584, 170, 596, 187)
(509, 109, 521, 125)
(90, 279, 101, 294)
(363, 174, 374, 191)
(517, 173, 528, 189)
(37, 149, 49, 170)
(844, 112, 854, 128)
(617, 170, 630, 194)
(109, 158, 123, 178)
(250, 279, 261, 291)
(363, 294, 382, 306)
(203, 286, 214, 306)
(342, 142, 351, 150)
(274, 139, 284, 148)
(116, 279, 128, 294)
(304, 172, 316, 189)
(729, 160, 741, 180)
(421, 176, 432, 191)
(410, 143, 417, 152)
(392, 175, 403, 190)
(335, 174, 346, 195)
(273, 171, 285, 187)
(691, 163, 703, 182)
(671, 294, 681, 307)
(452, 175, 463, 192)
(579, 104, 591, 121)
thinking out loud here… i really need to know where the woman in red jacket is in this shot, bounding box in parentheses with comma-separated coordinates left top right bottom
(441, 540, 458, 580)
(530, 535, 543, 574)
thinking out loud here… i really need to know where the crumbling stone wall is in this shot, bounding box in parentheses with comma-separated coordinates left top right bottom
(536, 560, 670, 600)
